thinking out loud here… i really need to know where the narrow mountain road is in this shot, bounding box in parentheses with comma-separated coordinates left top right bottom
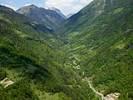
(70, 55, 120, 100)
(71, 56, 120, 100)
(70, 55, 104, 100)
(84, 78, 105, 100)
(87, 79, 104, 100)
(83, 77, 120, 100)
(0, 77, 14, 88)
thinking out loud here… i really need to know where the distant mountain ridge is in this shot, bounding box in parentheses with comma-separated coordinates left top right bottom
(0, 5, 56, 35)
(17, 4, 66, 31)
(59, 0, 133, 34)
(48, 7, 66, 19)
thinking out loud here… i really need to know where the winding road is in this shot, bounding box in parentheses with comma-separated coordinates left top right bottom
(71, 56, 119, 100)
(71, 55, 105, 100)
(82, 77, 104, 100)
(87, 79, 104, 100)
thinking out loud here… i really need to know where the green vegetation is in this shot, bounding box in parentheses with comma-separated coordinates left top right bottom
(60, 0, 133, 100)
(0, 5, 97, 100)
(0, 0, 133, 100)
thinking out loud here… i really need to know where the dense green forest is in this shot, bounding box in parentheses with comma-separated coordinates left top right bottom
(0, 5, 97, 100)
(0, 0, 133, 100)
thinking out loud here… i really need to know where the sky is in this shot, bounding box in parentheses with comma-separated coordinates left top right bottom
(0, 0, 93, 15)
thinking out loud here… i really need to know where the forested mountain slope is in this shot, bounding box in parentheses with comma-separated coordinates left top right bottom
(60, 0, 133, 35)
(0, 0, 133, 99)
(0, 5, 97, 100)
(61, 0, 133, 99)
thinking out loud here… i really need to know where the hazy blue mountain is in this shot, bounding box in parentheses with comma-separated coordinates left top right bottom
(17, 5, 66, 31)
(48, 7, 66, 19)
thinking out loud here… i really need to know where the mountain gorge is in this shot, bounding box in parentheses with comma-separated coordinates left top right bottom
(0, 0, 133, 100)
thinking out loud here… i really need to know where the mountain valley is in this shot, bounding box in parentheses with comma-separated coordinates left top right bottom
(0, 0, 133, 100)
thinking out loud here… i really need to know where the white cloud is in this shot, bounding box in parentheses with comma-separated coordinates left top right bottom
(44, 0, 93, 15)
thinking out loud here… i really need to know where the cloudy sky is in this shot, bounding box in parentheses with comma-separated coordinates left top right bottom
(0, 0, 93, 15)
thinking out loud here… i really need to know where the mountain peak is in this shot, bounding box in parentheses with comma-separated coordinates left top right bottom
(27, 4, 38, 8)
(17, 5, 66, 31)
(21, 4, 38, 10)
(16, 4, 38, 15)
(0, 5, 14, 12)
(48, 7, 66, 19)
(48, 7, 61, 13)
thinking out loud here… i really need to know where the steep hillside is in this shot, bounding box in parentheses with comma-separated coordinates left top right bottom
(60, 0, 133, 34)
(0, 5, 55, 34)
(0, 0, 133, 99)
(17, 5, 66, 31)
(0, 5, 98, 100)
(61, 0, 133, 99)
